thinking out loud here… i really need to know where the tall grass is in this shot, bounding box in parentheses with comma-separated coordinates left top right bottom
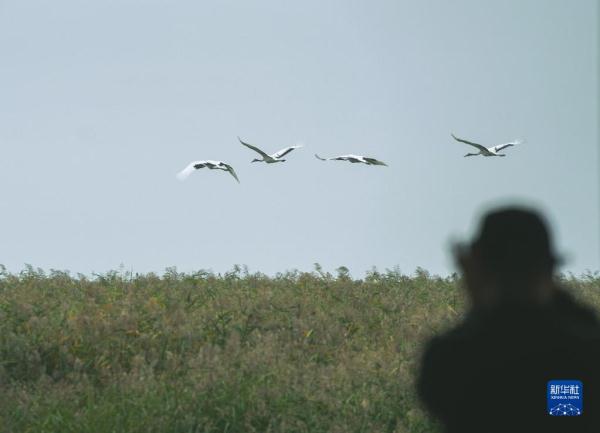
(0, 264, 598, 433)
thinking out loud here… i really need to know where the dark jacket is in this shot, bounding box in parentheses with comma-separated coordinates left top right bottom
(418, 289, 600, 433)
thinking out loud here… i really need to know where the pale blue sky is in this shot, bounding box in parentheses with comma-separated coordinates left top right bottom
(0, 0, 597, 276)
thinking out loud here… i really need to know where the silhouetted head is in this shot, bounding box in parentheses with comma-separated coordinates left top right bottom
(251, 158, 261, 163)
(455, 206, 561, 307)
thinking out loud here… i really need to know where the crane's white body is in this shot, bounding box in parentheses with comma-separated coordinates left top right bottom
(314, 153, 387, 166)
(451, 133, 523, 157)
(177, 160, 239, 183)
(238, 137, 302, 163)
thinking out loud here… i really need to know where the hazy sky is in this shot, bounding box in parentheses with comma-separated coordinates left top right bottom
(0, 0, 598, 276)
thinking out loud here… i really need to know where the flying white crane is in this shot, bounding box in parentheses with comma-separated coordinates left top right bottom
(238, 137, 302, 163)
(451, 133, 523, 157)
(314, 153, 388, 166)
(176, 160, 239, 183)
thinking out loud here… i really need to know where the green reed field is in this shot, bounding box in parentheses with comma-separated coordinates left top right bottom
(0, 264, 598, 433)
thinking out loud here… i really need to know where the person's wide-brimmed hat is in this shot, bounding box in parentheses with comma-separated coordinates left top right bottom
(456, 207, 562, 273)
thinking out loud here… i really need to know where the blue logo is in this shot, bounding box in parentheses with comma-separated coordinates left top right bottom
(547, 380, 582, 416)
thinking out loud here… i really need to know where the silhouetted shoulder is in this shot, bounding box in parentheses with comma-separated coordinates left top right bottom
(418, 289, 600, 433)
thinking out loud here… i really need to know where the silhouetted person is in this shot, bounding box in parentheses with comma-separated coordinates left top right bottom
(418, 207, 600, 433)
